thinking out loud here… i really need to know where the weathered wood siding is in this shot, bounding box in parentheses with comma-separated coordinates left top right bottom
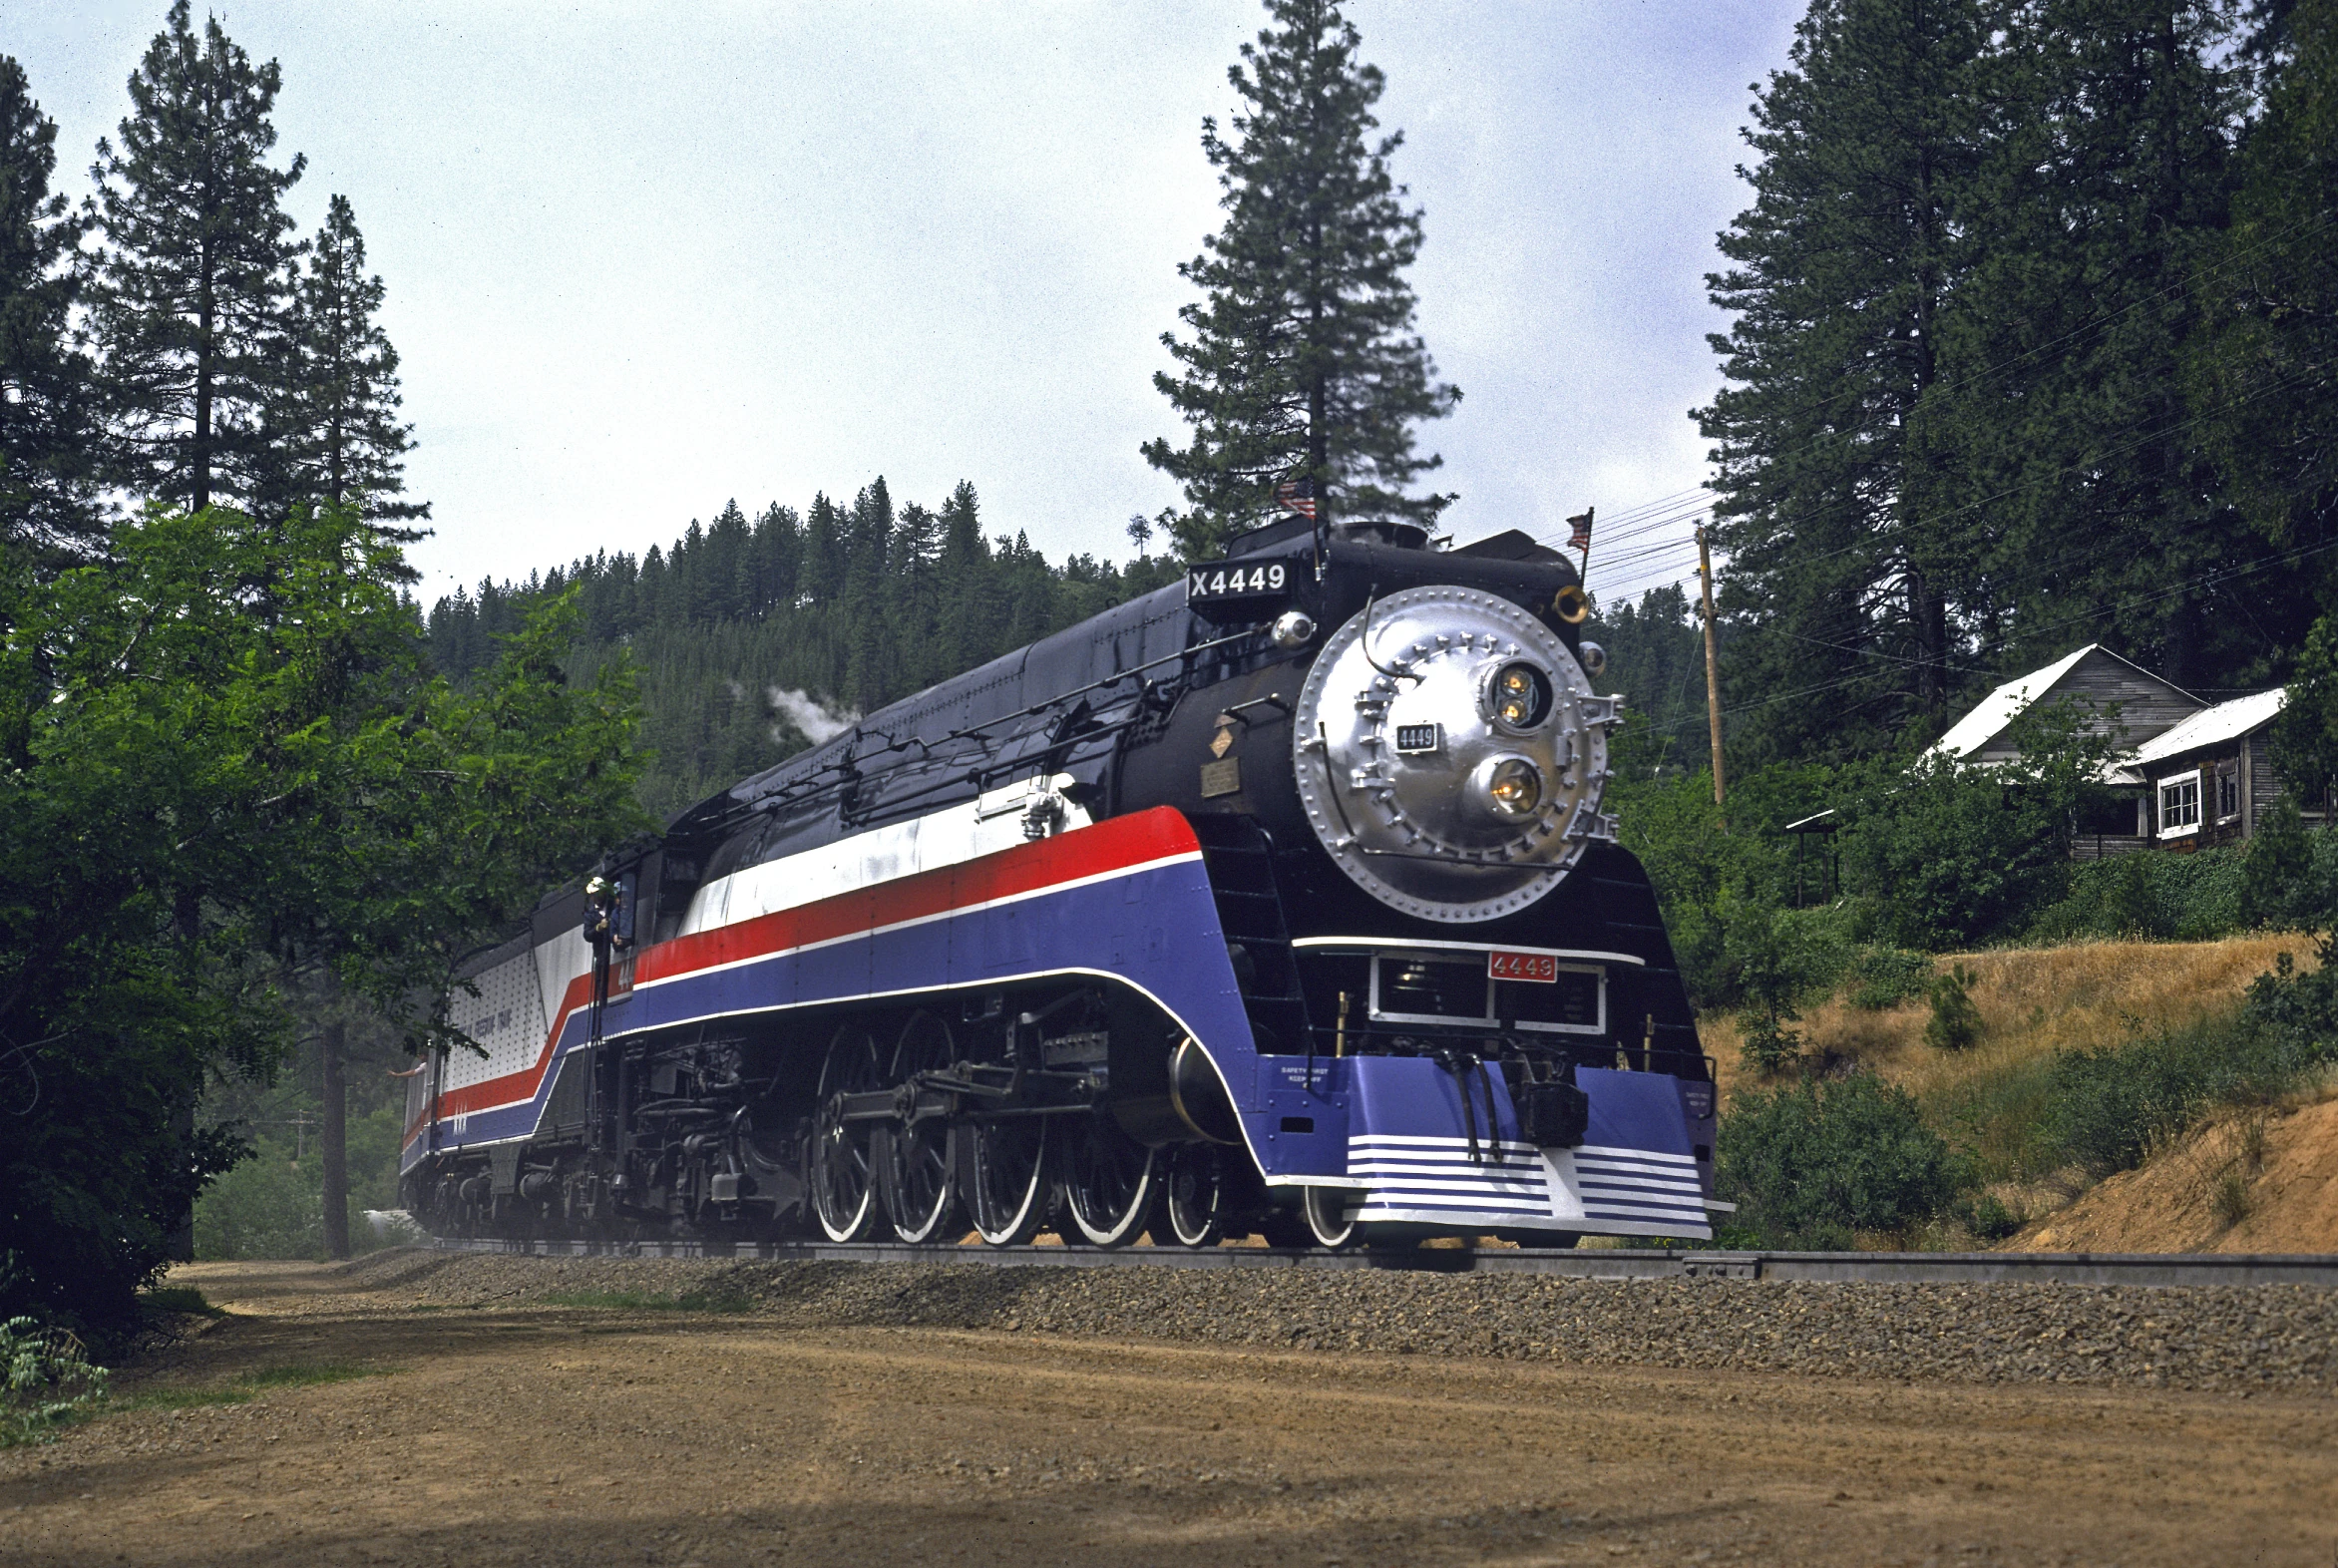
(1969, 648, 2202, 764)
(2245, 733, 2288, 830)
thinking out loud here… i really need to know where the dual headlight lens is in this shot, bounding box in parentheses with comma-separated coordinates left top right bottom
(1488, 660, 1553, 730)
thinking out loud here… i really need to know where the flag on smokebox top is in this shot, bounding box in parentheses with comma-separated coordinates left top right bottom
(1567, 508, 1594, 552)
(1275, 475, 1319, 520)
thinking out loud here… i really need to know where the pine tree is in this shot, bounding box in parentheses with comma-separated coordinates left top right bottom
(2191, 0, 2338, 602)
(0, 56, 103, 557)
(1697, 0, 1993, 761)
(89, 0, 304, 514)
(274, 194, 424, 537)
(1142, 0, 1458, 558)
(1961, 0, 2255, 689)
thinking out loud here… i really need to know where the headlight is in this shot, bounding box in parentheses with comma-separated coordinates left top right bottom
(1478, 756, 1544, 818)
(1485, 660, 1553, 731)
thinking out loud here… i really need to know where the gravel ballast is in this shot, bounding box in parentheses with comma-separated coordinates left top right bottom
(324, 1248, 2338, 1394)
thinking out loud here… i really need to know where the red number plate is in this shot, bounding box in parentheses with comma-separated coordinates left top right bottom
(1488, 950, 1558, 983)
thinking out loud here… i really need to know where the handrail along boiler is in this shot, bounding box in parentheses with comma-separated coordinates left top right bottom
(402, 514, 1720, 1250)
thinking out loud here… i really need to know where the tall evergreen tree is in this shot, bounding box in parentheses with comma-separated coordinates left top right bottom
(0, 57, 103, 557)
(89, 0, 304, 514)
(272, 194, 424, 536)
(2191, 0, 2338, 611)
(1142, 0, 1458, 558)
(1698, 0, 1993, 761)
(1960, 0, 2255, 689)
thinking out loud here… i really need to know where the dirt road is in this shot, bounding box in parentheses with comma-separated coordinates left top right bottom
(3, 1258, 2333, 1567)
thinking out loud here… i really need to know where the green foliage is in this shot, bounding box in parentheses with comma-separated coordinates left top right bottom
(1839, 700, 2120, 950)
(0, 504, 644, 1337)
(1584, 584, 1708, 780)
(1724, 891, 1814, 1074)
(2270, 614, 2338, 809)
(2240, 801, 2321, 929)
(2038, 1012, 2321, 1178)
(1961, 1191, 2025, 1242)
(192, 1101, 403, 1260)
(1704, 0, 2330, 766)
(2025, 845, 2294, 943)
(269, 193, 423, 537)
(1717, 1073, 1973, 1249)
(1922, 963, 1983, 1051)
(2244, 936, 2338, 1071)
(1844, 946, 1931, 1009)
(2192, 0, 2338, 566)
(1141, 0, 1459, 556)
(2, 1316, 107, 1447)
(1697, 0, 1991, 759)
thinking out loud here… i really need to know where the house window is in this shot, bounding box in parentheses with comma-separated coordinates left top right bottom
(2216, 766, 2240, 823)
(2158, 774, 2200, 838)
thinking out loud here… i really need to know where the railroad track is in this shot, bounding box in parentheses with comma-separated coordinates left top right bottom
(426, 1236, 2338, 1289)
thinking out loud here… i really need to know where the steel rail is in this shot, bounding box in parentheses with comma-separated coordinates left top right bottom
(426, 1236, 2338, 1289)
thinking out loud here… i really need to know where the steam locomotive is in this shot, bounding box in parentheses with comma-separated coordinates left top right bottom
(400, 512, 1719, 1250)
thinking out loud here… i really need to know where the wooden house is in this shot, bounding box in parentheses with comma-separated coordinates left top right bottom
(2127, 688, 2302, 852)
(1925, 643, 2314, 857)
(1925, 643, 2205, 766)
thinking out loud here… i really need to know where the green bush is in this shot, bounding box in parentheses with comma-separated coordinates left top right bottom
(2029, 847, 2251, 943)
(1838, 701, 2121, 952)
(1923, 964, 1985, 1051)
(194, 1140, 324, 1261)
(1844, 946, 1932, 1009)
(2241, 808, 2338, 930)
(3, 1317, 108, 1447)
(191, 1102, 409, 1262)
(1961, 1191, 2026, 1241)
(1717, 1073, 1973, 1249)
(2244, 935, 2338, 1069)
(2041, 1009, 2333, 1177)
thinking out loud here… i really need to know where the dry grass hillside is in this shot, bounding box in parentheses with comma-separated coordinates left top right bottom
(1700, 934, 2336, 1253)
(1702, 934, 2314, 1104)
(2011, 1098, 2338, 1253)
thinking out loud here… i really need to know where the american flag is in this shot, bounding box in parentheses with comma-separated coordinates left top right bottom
(1566, 508, 1595, 552)
(1276, 475, 1319, 520)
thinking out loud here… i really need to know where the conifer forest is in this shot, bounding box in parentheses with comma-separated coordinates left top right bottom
(0, 0, 2335, 1343)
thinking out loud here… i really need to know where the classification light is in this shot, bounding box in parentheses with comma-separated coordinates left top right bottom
(1487, 661, 1553, 731)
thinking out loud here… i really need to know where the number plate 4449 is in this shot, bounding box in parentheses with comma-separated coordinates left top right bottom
(1186, 560, 1293, 603)
(1488, 950, 1558, 983)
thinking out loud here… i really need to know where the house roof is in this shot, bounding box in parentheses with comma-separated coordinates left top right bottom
(2132, 687, 2288, 771)
(1926, 644, 2135, 760)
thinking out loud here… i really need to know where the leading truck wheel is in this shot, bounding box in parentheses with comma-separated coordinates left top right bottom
(1062, 1114, 1157, 1248)
(1302, 1185, 1361, 1250)
(811, 1023, 885, 1243)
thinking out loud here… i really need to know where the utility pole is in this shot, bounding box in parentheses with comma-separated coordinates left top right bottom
(1697, 525, 1726, 814)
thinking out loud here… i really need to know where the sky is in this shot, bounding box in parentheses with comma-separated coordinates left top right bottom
(2, 1, 1804, 609)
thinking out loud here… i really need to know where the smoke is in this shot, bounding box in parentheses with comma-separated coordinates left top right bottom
(767, 686, 860, 745)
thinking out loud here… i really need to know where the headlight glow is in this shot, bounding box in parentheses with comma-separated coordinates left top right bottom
(1486, 757, 1543, 817)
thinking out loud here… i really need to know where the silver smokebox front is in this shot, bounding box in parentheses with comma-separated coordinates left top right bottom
(1291, 585, 1620, 923)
